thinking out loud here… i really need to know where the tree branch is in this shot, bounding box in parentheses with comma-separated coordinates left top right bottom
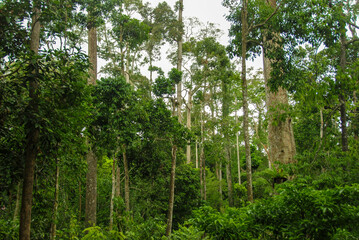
(248, 3, 281, 31)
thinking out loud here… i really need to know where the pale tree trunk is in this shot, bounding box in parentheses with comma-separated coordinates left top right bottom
(115, 158, 121, 231)
(123, 148, 130, 212)
(222, 76, 233, 206)
(201, 147, 206, 201)
(199, 105, 205, 200)
(320, 108, 324, 140)
(165, 145, 177, 236)
(236, 110, 241, 185)
(263, 0, 296, 166)
(225, 148, 233, 206)
(219, 161, 223, 202)
(50, 159, 60, 240)
(125, 47, 131, 84)
(13, 181, 21, 221)
(85, 15, 98, 227)
(186, 92, 192, 164)
(195, 140, 199, 169)
(176, 0, 183, 122)
(19, 6, 41, 240)
(241, 0, 253, 202)
(109, 158, 116, 230)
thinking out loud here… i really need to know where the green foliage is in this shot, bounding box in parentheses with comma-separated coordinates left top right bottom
(0, 219, 19, 240)
(82, 226, 125, 240)
(153, 68, 183, 97)
(183, 182, 359, 239)
(170, 225, 209, 240)
(125, 218, 166, 240)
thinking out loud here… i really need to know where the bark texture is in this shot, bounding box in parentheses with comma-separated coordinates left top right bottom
(19, 7, 41, 240)
(263, 56, 296, 165)
(85, 18, 98, 227)
(264, 0, 296, 166)
(85, 149, 97, 226)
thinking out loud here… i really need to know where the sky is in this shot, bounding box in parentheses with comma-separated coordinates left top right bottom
(147, 0, 263, 74)
(150, 0, 231, 45)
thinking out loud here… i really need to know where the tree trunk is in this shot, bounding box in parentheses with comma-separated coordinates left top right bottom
(13, 181, 21, 222)
(165, 145, 177, 236)
(109, 158, 116, 230)
(264, 0, 296, 166)
(123, 148, 130, 212)
(195, 140, 199, 168)
(176, 0, 184, 122)
(222, 70, 233, 206)
(339, 33, 348, 151)
(219, 161, 223, 202)
(241, 0, 253, 203)
(85, 149, 97, 226)
(186, 92, 192, 164)
(85, 16, 98, 227)
(166, 1, 184, 235)
(225, 148, 233, 206)
(50, 159, 60, 240)
(116, 160, 121, 198)
(236, 110, 241, 185)
(201, 145, 206, 201)
(19, 7, 41, 240)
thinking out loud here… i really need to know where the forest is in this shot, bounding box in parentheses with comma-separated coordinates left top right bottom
(1, 0, 359, 239)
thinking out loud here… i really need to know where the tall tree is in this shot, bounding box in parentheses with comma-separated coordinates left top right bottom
(85, 4, 98, 226)
(19, 5, 41, 240)
(263, 0, 296, 166)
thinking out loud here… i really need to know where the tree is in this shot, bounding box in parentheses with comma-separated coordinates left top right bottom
(19, 5, 41, 240)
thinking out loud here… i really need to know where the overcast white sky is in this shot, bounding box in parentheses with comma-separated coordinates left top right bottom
(147, 0, 262, 74)
(150, 0, 231, 45)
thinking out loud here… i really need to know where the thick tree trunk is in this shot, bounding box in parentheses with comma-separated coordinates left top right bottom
(264, 0, 296, 166)
(264, 59, 296, 165)
(85, 18, 98, 227)
(165, 145, 177, 236)
(123, 148, 130, 212)
(19, 7, 41, 240)
(241, 0, 253, 202)
(50, 160, 60, 240)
